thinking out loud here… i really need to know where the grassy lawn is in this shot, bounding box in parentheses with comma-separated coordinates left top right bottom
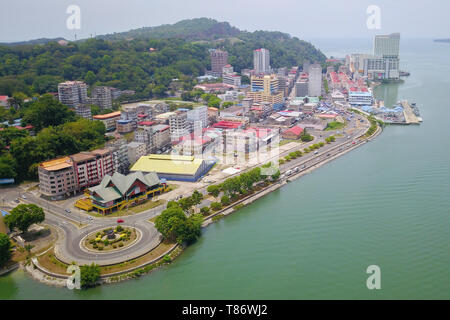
(325, 121, 345, 131)
(100, 241, 176, 276)
(37, 249, 68, 274)
(84, 227, 136, 252)
(86, 199, 166, 218)
(279, 139, 301, 146)
(167, 184, 180, 192)
(148, 216, 158, 223)
(37, 241, 177, 276)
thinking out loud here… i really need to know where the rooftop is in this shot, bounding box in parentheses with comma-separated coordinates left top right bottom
(131, 154, 205, 175)
(93, 111, 121, 120)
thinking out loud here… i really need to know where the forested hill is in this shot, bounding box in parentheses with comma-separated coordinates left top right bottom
(97, 18, 240, 41)
(0, 18, 326, 98)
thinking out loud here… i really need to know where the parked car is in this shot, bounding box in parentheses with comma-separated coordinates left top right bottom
(285, 170, 292, 176)
(117, 219, 124, 223)
(14, 198, 20, 203)
(21, 194, 27, 199)
(88, 216, 94, 221)
(64, 209, 71, 213)
(314, 151, 318, 155)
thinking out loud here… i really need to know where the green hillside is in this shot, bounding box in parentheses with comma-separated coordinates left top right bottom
(0, 18, 326, 99)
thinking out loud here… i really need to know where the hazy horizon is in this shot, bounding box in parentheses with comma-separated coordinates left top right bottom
(1, 0, 449, 43)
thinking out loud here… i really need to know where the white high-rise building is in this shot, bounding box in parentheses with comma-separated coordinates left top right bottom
(169, 110, 189, 142)
(308, 64, 322, 97)
(374, 33, 400, 58)
(57, 81, 91, 119)
(92, 86, 112, 110)
(253, 48, 270, 74)
(187, 106, 208, 131)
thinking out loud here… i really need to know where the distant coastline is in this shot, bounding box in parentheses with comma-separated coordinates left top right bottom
(434, 39, 450, 43)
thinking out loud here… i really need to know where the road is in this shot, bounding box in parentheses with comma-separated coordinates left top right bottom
(0, 109, 371, 266)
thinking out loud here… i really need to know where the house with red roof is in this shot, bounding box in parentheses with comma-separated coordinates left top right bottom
(281, 126, 304, 140)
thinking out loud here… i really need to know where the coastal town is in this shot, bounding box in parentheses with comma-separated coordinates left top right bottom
(0, 30, 420, 287)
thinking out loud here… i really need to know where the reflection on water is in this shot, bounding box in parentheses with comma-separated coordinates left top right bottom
(373, 82, 400, 107)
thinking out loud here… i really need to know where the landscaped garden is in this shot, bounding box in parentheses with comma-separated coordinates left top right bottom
(84, 225, 137, 252)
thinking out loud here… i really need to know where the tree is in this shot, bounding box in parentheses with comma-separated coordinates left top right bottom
(155, 206, 186, 242)
(80, 263, 101, 288)
(210, 202, 222, 211)
(200, 206, 210, 216)
(178, 197, 194, 212)
(21, 94, 76, 132)
(0, 233, 12, 267)
(0, 154, 17, 179)
(207, 185, 220, 198)
(84, 71, 97, 86)
(191, 190, 203, 206)
(5, 204, 45, 233)
(221, 195, 230, 206)
(154, 206, 202, 244)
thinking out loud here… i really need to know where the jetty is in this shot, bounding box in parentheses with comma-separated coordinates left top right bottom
(401, 100, 421, 124)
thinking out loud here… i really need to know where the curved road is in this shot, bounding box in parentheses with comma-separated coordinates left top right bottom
(3, 110, 371, 266)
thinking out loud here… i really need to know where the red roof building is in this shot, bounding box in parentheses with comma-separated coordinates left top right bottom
(281, 126, 304, 140)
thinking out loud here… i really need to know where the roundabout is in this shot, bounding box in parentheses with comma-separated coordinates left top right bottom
(80, 225, 142, 254)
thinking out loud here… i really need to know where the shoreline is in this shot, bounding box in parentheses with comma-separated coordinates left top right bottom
(16, 117, 383, 288)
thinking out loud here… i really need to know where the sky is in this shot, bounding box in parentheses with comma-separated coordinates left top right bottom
(1, 0, 449, 43)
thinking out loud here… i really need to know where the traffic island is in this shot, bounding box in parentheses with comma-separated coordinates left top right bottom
(81, 225, 139, 253)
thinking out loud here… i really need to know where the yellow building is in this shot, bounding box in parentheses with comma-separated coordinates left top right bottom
(131, 154, 215, 182)
(246, 75, 284, 104)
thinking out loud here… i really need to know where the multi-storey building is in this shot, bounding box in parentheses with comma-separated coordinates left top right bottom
(127, 141, 147, 165)
(70, 149, 114, 191)
(169, 110, 189, 142)
(91, 86, 112, 110)
(246, 75, 284, 106)
(348, 88, 374, 106)
(93, 111, 121, 132)
(152, 124, 171, 151)
(222, 73, 242, 87)
(38, 149, 114, 200)
(106, 139, 130, 175)
(253, 48, 270, 74)
(295, 80, 308, 97)
(308, 64, 322, 97)
(210, 49, 228, 77)
(222, 64, 234, 75)
(38, 157, 77, 200)
(187, 106, 208, 132)
(58, 81, 91, 119)
(374, 33, 400, 58)
(134, 125, 154, 154)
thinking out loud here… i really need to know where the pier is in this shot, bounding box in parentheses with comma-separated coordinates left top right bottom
(401, 100, 421, 124)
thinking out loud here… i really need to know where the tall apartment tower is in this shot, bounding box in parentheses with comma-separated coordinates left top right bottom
(169, 110, 189, 142)
(374, 33, 400, 58)
(210, 49, 228, 77)
(92, 86, 112, 110)
(58, 81, 91, 119)
(253, 48, 270, 74)
(373, 32, 400, 80)
(308, 64, 322, 97)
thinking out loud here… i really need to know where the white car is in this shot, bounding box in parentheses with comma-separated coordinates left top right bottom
(21, 194, 27, 199)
